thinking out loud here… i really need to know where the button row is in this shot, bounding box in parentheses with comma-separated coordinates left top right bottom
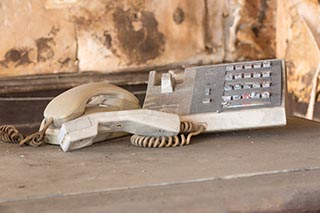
(226, 61, 271, 71)
(222, 91, 271, 102)
(225, 71, 271, 81)
(224, 81, 271, 91)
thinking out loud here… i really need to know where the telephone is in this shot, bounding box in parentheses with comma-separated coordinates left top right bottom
(0, 59, 287, 152)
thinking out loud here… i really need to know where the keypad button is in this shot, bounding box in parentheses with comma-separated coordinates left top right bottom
(226, 65, 234, 71)
(235, 65, 243, 70)
(225, 73, 233, 81)
(242, 93, 251, 99)
(243, 83, 252, 89)
(205, 88, 211, 95)
(222, 96, 232, 101)
(234, 84, 242, 90)
(263, 61, 271, 68)
(253, 63, 262, 69)
(262, 71, 271, 78)
(253, 83, 261, 88)
(244, 73, 252, 78)
(202, 98, 211, 104)
(262, 81, 271, 88)
(244, 64, 252, 69)
(253, 72, 261, 78)
(250, 92, 261, 99)
(234, 73, 242, 79)
(261, 91, 270, 99)
(224, 85, 233, 91)
(232, 95, 241, 100)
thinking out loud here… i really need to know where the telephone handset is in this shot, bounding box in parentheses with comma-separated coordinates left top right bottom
(43, 82, 141, 127)
(0, 59, 287, 152)
(41, 82, 141, 146)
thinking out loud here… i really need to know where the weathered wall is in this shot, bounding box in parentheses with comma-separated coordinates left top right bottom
(0, 0, 276, 77)
(0, 0, 77, 76)
(277, 0, 320, 120)
(3, 0, 320, 121)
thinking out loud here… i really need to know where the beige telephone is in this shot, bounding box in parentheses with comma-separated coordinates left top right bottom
(41, 82, 192, 151)
(0, 59, 287, 152)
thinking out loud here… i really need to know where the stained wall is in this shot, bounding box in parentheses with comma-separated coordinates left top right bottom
(0, 0, 276, 76)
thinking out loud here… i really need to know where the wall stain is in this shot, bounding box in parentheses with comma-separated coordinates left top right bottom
(251, 0, 268, 37)
(72, 16, 94, 28)
(103, 31, 112, 49)
(173, 8, 185, 25)
(112, 7, 165, 64)
(0, 48, 34, 68)
(58, 57, 71, 68)
(48, 25, 60, 37)
(71, 8, 102, 29)
(36, 37, 55, 62)
(234, 0, 275, 59)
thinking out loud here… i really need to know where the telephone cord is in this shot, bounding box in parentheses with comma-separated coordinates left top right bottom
(0, 118, 53, 147)
(0, 125, 24, 144)
(2, 119, 205, 148)
(130, 121, 205, 148)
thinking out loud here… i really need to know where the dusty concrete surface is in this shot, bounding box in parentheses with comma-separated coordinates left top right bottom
(0, 118, 320, 212)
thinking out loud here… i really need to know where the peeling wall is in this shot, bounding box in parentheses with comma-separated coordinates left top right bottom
(0, 0, 77, 76)
(0, 0, 276, 77)
(277, 0, 320, 120)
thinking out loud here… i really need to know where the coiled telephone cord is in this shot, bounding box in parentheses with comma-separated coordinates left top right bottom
(130, 121, 205, 148)
(0, 118, 53, 147)
(0, 125, 24, 144)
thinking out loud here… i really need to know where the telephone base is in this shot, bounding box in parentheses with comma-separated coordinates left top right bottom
(182, 106, 286, 132)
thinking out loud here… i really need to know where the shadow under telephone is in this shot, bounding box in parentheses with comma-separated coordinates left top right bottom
(0, 59, 287, 152)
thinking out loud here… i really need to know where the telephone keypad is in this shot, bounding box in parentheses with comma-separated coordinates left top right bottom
(220, 60, 278, 109)
(186, 59, 282, 114)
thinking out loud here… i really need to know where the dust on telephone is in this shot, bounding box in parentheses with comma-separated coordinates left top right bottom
(0, 59, 287, 152)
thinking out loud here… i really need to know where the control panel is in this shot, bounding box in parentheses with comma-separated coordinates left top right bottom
(143, 59, 287, 132)
(190, 60, 282, 114)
